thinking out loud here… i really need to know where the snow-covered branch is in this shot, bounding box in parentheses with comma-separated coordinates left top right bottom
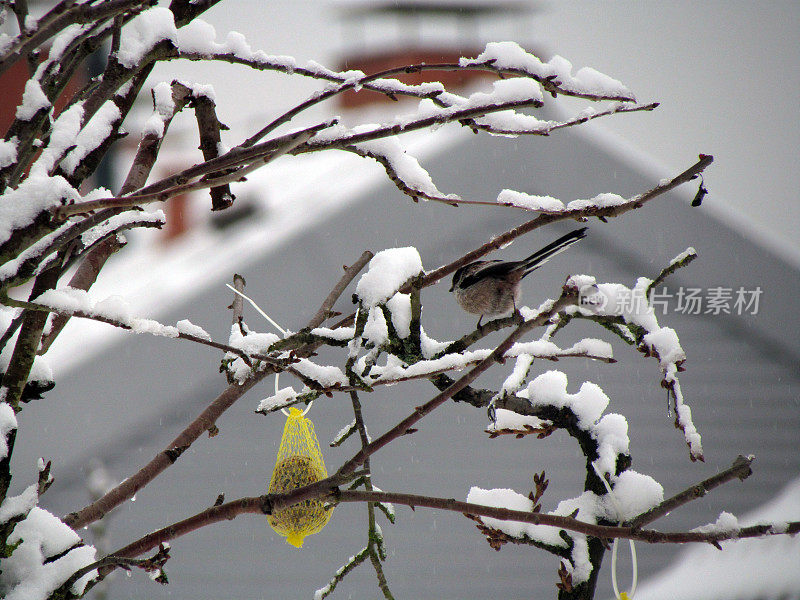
(53, 120, 335, 218)
(0, 1, 145, 77)
(418, 154, 714, 291)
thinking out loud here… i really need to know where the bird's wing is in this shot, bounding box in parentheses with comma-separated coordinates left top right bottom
(459, 260, 517, 289)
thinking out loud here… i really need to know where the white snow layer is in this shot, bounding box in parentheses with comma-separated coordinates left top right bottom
(460, 41, 634, 100)
(116, 7, 178, 68)
(355, 247, 423, 307)
(497, 189, 627, 212)
(0, 139, 18, 169)
(0, 176, 80, 248)
(30, 286, 211, 341)
(61, 101, 122, 175)
(526, 370, 609, 430)
(486, 407, 544, 432)
(635, 477, 800, 600)
(257, 387, 299, 413)
(0, 402, 17, 460)
(15, 80, 50, 121)
(567, 274, 702, 460)
(0, 499, 97, 600)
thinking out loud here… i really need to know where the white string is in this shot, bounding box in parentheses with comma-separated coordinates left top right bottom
(593, 464, 638, 599)
(225, 284, 287, 336)
(226, 284, 312, 417)
(611, 531, 637, 599)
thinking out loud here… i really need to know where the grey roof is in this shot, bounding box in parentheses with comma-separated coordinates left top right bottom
(13, 118, 800, 599)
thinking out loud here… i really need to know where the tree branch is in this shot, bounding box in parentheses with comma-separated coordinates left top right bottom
(54, 121, 333, 218)
(0, 264, 62, 410)
(308, 251, 373, 329)
(37, 236, 126, 355)
(100, 475, 800, 570)
(646, 247, 698, 297)
(63, 371, 270, 530)
(418, 154, 713, 290)
(191, 92, 235, 211)
(627, 455, 754, 529)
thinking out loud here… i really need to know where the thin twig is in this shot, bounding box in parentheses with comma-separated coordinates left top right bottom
(60, 554, 160, 593)
(229, 274, 246, 336)
(348, 390, 395, 598)
(627, 455, 754, 529)
(38, 236, 126, 355)
(646, 247, 698, 297)
(309, 251, 373, 329)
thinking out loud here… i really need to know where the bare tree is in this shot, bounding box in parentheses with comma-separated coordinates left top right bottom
(0, 2, 793, 599)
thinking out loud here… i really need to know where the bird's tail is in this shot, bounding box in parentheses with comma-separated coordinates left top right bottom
(520, 227, 587, 276)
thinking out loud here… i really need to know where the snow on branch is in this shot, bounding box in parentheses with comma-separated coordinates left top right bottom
(173, 37, 639, 115)
(344, 138, 461, 205)
(568, 274, 703, 461)
(0, 209, 164, 290)
(467, 369, 662, 585)
(647, 246, 698, 296)
(3, 287, 292, 374)
(355, 248, 424, 308)
(497, 155, 713, 220)
(461, 42, 635, 102)
(0, 402, 17, 460)
(0, 0, 140, 76)
(355, 338, 614, 391)
(0, 485, 98, 600)
(313, 547, 370, 600)
(329, 419, 359, 448)
(0, 177, 80, 251)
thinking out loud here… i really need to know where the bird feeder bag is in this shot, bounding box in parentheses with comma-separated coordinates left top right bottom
(267, 407, 333, 548)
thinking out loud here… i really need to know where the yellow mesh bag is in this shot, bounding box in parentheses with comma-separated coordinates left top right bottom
(267, 407, 333, 548)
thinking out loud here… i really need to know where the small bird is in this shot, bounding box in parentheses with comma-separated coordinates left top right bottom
(450, 227, 587, 326)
